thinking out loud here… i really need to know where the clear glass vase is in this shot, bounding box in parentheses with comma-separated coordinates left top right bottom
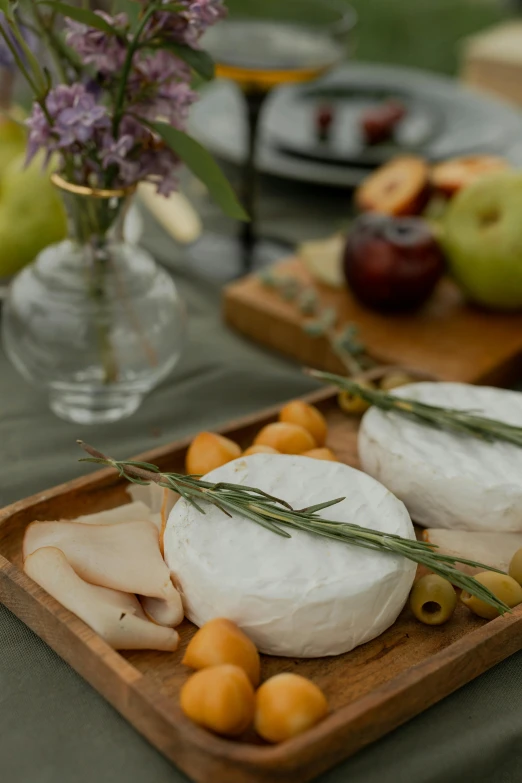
(2, 176, 186, 424)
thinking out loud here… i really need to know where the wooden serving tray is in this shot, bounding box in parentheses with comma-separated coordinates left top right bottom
(224, 257, 522, 385)
(2, 388, 522, 783)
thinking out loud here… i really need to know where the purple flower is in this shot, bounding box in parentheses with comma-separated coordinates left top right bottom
(26, 83, 181, 196)
(132, 49, 191, 86)
(23, 0, 223, 199)
(65, 12, 128, 74)
(99, 116, 180, 197)
(183, 0, 228, 30)
(135, 82, 197, 128)
(99, 116, 142, 183)
(128, 51, 197, 128)
(147, 0, 227, 47)
(139, 147, 179, 196)
(26, 83, 110, 163)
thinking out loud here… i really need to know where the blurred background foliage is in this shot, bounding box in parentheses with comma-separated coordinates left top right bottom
(221, 0, 510, 74)
(112, 0, 512, 75)
(349, 0, 508, 74)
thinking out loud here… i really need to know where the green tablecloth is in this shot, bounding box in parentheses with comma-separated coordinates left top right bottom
(2, 198, 522, 783)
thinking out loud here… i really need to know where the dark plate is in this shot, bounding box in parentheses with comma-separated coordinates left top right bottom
(270, 84, 445, 167)
(189, 63, 522, 187)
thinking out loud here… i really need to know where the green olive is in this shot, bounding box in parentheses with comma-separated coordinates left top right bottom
(508, 548, 522, 586)
(338, 390, 370, 415)
(379, 372, 415, 392)
(409, 574, 457, 625)
(461, 571, 522, 620)
(337, 381, 374, 416)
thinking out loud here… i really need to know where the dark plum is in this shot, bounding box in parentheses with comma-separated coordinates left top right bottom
(343, 214, 445, 312)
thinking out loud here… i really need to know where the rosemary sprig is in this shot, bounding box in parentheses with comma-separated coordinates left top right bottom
(308, 369, 522, 448)
(78, 441, 510, 615)
(259, 271, 374, 376)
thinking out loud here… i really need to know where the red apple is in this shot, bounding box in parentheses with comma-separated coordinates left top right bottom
(343, 214, 445, 312)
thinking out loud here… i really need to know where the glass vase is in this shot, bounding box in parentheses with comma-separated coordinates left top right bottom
(2, 176, 186, 424)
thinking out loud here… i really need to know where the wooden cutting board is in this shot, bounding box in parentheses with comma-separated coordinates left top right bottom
(3, 389, 522, 783)
(223, 257, 522, 385)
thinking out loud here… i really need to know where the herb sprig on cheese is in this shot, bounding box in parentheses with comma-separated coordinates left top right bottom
(78, 441, 510, 615)
(309, 369, 522, 448)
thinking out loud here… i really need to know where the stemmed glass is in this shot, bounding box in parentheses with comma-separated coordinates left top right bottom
(189, 0, 357, 281)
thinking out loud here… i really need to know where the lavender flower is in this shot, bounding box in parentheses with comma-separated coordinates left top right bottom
(100, 116, 180, 197)
(132, 49, 191, 87)
(138, 147, 179, 196)
(147, 0, 227, 48)
(183, 0, 228, 35)
(19, 0, 227, 199)
(139, 81, 197, 128)
(128, 51, 197, 128)
(99, 115, 143, 184)
(65, 12, 128, 74)
(27, 82, 182, 196)
(26, 83, 110, 163)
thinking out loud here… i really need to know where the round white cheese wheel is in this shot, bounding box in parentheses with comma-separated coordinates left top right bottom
(359, 382, 522, 533)
(164, 454, 415, 657)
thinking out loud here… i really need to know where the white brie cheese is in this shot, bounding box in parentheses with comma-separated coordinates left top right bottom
(359, 382, 522, 532)
(164, 454, 415, 657)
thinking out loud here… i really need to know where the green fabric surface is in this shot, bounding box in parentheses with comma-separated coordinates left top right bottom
(2, 205, 522, 783)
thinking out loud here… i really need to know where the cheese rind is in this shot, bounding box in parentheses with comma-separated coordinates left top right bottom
(359, 383, 522, 532)
(164, 454, 416, 657)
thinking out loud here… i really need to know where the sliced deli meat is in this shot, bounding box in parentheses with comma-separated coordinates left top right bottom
(424, 529, 522, 575)
(24, 547, 179, 651)
(359, 383, 522, 532)
(23, 519, 177, 601)
(140, 585, 184, 628)
(73, 501, 152, 525)
(164, 454, 416, 658)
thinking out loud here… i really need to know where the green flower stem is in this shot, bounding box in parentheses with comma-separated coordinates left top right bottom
(0, 21, 55, 125)
(112, 4, 158, 136)
(0, 24, 39, 96)
(30, 4, 80, 80)
(8, 15, 47, 93)
(87, 199, 119, 386)
(69, 195, 120, 385)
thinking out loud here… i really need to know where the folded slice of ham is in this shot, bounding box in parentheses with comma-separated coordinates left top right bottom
(127, 483, 178, 556)
(24, 547, 179, 651)
(74, 502, 184, 626)
(141, 586, 184, 628)
(23, 520, 175, 601)
(423, 529, 522, 575)
(74, 501, 153, 526)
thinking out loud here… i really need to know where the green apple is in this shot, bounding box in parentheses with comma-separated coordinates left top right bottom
(443, 171, 522, 311)
(0, 151, 67, 277)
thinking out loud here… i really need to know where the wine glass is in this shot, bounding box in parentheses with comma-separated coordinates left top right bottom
(188, 0, 357, 281)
